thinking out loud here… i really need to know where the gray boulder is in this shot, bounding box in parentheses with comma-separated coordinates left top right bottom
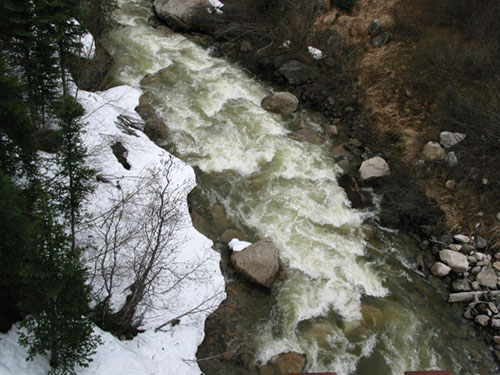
(431, 262, 451, 277)
(231, 238, 282, 288)
(261, 92, 299, 115)
(476, 267, 498, 289)
(475, 315, 489, 327)
(452, 278, 471, 292)
(276, 60, 318, 85)
(153, 0, 208, 31)
(440, 131, 466, 149)
(439, 249, 469, 273)
(359, 156, 390, 182)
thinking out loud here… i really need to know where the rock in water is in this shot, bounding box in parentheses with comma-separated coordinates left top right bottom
(440, 131, 466, 149)
(261, 92, 299, 115)
(359, 156, 390, 182)
(231, 238, 281, 288)
(439, 249, 469, 273)
(273, 352, 306, 374)
(153, 0, 208, 31)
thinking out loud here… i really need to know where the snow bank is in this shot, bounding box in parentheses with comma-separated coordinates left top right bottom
(308, 46, 323, 60)
(0, 85, 225, 375)
(229, 238, 252, 252)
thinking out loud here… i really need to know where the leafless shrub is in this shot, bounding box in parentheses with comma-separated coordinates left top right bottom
(86, 156, 222, 334)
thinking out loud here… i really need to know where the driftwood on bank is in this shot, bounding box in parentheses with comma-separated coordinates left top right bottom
(448, 290, 500, 303)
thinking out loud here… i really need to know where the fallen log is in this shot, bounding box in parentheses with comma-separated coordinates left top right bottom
(448, 290, 500, 303)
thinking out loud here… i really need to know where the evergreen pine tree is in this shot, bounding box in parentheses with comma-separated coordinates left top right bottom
(18, 192, 100, 374)
(0, 58, 37, 176)
(53, 95, 95, 249)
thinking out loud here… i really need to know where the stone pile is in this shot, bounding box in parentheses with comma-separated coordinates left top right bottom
(429, 232, 500, 359)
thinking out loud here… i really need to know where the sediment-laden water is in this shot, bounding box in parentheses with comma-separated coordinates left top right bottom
(102, 1, 495, 373)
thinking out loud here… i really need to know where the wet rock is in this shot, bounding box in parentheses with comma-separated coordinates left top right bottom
(289, 129, 324, 145)
(208, 204, 231, 235)
(475, 236, 488, 250)
(452, 278, 471, 292)
(147, 15, 163, 28)
(368, 20, 383, 35)
(261, 92, 299, 115)
(359, 156, 390, 182)
(440, 131, 466, 149)
(153, 0, 209, 31)
(476, 267, 498, 289)
(190, 209, 211, 237)
(273, 352, 306, 374)
(221, 229, 246, 244)
(231, 238, 281, 288)
(454, 234, 471, 243)
(431, 262, 451, 277)
(144, 117, 168, 140)
(276, 60, 318, 85)
(422, 141, 447, 162)
(475, 314, 489, 327)
(371, 32, 390, 47)
(439, 249, 469, 273)
(337, 173, 372, 209)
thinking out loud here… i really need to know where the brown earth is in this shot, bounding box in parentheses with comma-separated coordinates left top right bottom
(318, 0, 499, 246)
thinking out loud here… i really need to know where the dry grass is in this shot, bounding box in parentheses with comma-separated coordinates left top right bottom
(316, 0, 500, 243)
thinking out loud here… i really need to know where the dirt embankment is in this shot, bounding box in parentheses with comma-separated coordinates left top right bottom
(323, 0, 500, 245)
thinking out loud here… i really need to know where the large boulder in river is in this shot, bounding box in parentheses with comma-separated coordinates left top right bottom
(153, 0, 208, 31)
(359, 156, 390, 182)
(231, 238, 281, 288)
(261, 92, 298, 115)
(272, 352, 306, 374)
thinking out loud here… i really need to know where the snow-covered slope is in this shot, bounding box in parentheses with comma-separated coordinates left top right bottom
(0, 85, 225, 375)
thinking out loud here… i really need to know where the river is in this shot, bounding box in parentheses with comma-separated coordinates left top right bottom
(102, 1, 495, 373)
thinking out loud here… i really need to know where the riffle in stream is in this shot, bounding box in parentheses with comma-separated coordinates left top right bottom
(102, 1, 496, 373)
